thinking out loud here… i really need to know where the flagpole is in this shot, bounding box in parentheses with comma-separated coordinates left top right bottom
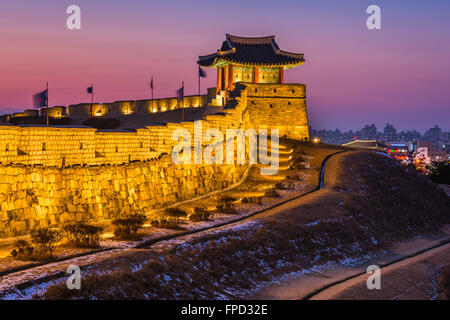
(151, 76, 154, 112)
(46, 82, 49, 126)
(91, 84, 94, 117)
(182, 81, 184, 121)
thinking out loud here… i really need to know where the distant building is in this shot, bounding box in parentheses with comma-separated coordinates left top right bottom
(423, 125, 442, 150)
(414, 143, 447, 163)
(386, 141, 415, 152)
(418, 141, 435, 151)
(383, 123, 397, 141)
(415, 147, 429, 163)
(360, 124, 377, 140)
(429, 150, 448, 162)
(385, 141, 413, 161)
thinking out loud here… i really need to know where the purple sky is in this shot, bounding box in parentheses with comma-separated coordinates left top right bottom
(0, 0, 449, 132)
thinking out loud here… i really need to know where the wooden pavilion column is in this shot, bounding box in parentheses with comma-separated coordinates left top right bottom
(279, 67, 284, 84)
(228, 64, 234, 90)
(216, 67, 223, 93)
(224, 65, 230, 91)
(253, 67, 259, 84)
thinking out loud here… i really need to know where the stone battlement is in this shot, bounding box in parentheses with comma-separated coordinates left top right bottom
(0, 83, 309, 237)
(1, 83, 309, 168)
(68, 94, 207, 119)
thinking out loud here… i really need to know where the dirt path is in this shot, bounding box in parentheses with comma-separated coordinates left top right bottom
(248, 229, 450, 300)
(310, 241, 450, 300)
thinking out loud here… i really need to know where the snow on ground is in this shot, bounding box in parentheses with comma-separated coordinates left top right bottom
(1, 145, 355, 300)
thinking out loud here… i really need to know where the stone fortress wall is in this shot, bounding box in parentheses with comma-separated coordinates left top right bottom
(237, 83, 309, 140)
(67, 95, 207, 119)
(0, 83, 309, 237)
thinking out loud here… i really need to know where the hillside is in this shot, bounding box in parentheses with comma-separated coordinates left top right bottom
(37, 149, 450, 299)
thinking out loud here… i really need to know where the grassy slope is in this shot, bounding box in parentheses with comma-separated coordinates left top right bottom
(40, 150, 450, 299)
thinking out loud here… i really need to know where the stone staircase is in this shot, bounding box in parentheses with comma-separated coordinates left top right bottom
(210, 91, 227, 106)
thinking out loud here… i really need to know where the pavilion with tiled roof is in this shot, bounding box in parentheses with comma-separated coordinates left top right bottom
(342, 140, 390, 152)
(198, 34, 304, 95)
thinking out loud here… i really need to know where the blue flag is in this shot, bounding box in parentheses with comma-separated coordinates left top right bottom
(87, 86, 93, 94)
(150, 77, 154, 89)
(33, 90, 47, 108)
(199, 67, 207, 78)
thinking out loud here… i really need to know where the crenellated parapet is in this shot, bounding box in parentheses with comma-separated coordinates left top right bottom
(68, 95, 207, 119)
(0, 83, 308, 168)
(0, 82, 310, 237)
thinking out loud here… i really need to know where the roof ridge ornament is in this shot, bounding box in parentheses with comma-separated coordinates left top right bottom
(226, 34, 276, 44)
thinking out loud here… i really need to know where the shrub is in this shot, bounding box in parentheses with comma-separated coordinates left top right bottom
(241, 196, 262, 204)
(112, 213, 147, 240)
(264, 188, 280, 198)
(295, 146, 306, 155)
(216, 196, 237, 214)
(63, 222, 104, 248)
(427, 161, 450, 185)
(286, 171, 303, 180)
(189, 207, 213, 222)
(10, 239, 34, 260)
(30, 228, 61, 260)
(275, 181, 294, 190)
(153, 208, 187, 229)
(290, 156, 306, 170)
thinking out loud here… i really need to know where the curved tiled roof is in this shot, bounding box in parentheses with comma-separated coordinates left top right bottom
(342, 140, 390, 149)
(198, 34, 304, 68)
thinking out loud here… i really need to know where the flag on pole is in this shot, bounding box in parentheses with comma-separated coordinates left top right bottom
(150, 77, 154, 90)
(87, 85, 94, 116)
(177, 82, 185, 121)
(199, 67, 207, 78)
(176, 83, 184, 102)
(33, 90, 47, 109)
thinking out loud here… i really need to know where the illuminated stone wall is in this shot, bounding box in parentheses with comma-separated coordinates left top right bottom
(0, 82, 309, 237)
(0, 157, 246, 237)
(237, 83, 310, 140)
(39, 107, 67, 118)
(68, 95, 207, 118)
(12, 109, 40, 118)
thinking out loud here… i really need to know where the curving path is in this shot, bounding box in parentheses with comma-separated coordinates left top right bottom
(306, 240, 450, 300)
